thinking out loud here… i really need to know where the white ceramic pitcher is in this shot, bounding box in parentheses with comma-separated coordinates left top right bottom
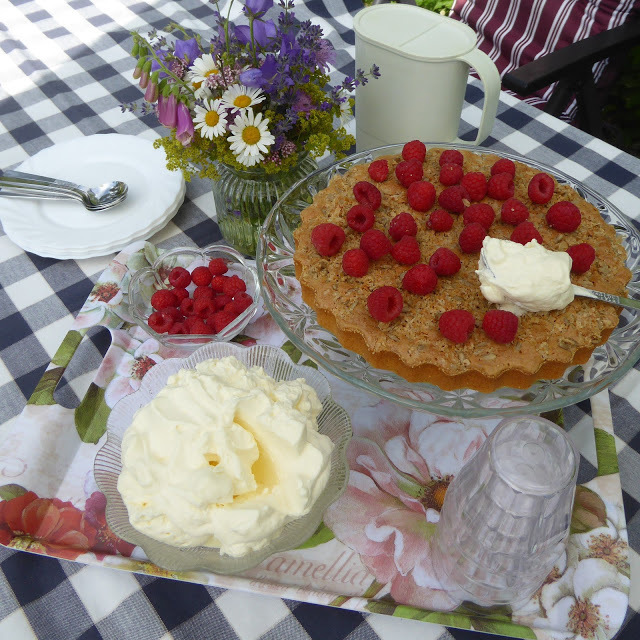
(354, 5, 501, 152)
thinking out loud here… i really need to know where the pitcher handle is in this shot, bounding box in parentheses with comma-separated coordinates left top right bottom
(455, 48, 501, 146)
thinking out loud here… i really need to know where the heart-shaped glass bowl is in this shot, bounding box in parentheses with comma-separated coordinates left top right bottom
(94, 342, 352, 574)
(128, 244, 260, 349)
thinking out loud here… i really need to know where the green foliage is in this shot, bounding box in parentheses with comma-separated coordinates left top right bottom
(602, 45, 640, 157)
(415, 0, 454, 14)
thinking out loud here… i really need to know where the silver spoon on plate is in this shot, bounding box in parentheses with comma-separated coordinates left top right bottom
(0, 170, 128, 211)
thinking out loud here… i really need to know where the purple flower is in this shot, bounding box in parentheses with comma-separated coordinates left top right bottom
(293, 90, 313, 113)
(239, 68, 263, 87)
(244, 0, 273, 18)
(174, 38, 200, 66)
(157, 93, 177, 128)
(176, 102, 194, 145)
(236, 19, 276, 47)
(151, 38, 200, 79)
(316, 39, 336, 71)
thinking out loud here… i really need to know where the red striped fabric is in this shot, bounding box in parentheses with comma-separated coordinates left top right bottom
(450, 0, 639, 119)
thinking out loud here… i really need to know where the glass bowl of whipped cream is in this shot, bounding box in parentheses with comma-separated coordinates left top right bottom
(94, 342, 352, 574)
(128, 244, 260, 350)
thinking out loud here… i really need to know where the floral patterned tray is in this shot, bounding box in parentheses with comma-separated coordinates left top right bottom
(0, 242, 630, 640)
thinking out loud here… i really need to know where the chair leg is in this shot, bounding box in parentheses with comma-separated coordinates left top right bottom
(544, 72, 604, 137)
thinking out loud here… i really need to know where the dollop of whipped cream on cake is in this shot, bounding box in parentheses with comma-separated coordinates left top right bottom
(117, 356, 333, 557)
(476, 237, 574, 316)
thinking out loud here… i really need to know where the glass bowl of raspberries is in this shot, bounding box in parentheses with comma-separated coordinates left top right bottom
(128, 244, 260, 348)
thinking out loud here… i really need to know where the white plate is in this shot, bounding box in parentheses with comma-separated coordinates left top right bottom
(0, 134, 186, 260)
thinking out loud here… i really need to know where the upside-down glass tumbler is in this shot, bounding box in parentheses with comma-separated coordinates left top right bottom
(432, 415, 579, 607)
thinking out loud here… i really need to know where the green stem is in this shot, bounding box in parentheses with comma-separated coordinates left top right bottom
(132, 33, 193, 93)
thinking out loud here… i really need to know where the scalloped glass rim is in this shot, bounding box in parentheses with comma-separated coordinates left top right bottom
(257, 142, 640, 418)
(128, 244, 260, 349)
(93, 342, 352, 574)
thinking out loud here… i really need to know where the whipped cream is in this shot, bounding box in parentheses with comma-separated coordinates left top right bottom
(476, 237, 574, 316)
(117, 356, 333, 557)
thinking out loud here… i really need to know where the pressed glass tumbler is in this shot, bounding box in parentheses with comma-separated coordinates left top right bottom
(432, 415, 579, 607)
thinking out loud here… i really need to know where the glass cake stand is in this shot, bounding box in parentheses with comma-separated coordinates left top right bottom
(257, 143, 640, 418)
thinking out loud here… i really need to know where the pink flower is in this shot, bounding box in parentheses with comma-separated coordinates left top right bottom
(325, 400, 500, 611)
(158, 93, 177, 128)
(176, 102, 194, 145)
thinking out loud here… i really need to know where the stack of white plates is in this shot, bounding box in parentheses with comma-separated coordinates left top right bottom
(0, 134, 186, 260)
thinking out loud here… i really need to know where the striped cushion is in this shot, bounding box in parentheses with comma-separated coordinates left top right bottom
(450, 0, 639, 117)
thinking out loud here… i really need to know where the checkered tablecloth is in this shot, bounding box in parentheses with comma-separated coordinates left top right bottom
(1, 1, 639, 639)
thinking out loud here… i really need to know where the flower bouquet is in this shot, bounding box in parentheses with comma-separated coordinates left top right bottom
(125, 0, 379, 255)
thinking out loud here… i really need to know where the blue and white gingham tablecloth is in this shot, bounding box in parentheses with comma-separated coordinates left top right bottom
(0, 1, 639, 639)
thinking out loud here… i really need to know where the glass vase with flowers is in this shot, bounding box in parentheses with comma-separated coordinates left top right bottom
(124, 0, 380, 256)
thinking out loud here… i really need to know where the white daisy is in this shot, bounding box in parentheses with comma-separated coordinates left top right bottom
(187, 53, 220, 98)
(221, 84, 266, 112)
(228, 110, 275, 167)
(193, 98, 228, 139)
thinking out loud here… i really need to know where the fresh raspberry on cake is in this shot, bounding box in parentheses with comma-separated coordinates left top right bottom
(439, 309, 475, 343)
(487, 173, 514, 200)
(463, 203, 495, 230)
(461, 172, 487, 201)
(439, 149, 464, 167)
(501, 198, 530, 225)
(172, 287, 189, 302)
(439, 163, 463, 186)
(151, 289, 178, 311)
(168, 266, 191, 288)
(360, 229, 392, 260)
(193, 285, 215, 300)
(368, 159, 389, 182)
(427, 209, 454, 231)
(222, 274, 247, 297)
(482, 309, 519, 343)
(148, 310, 174, 333)
(311, 223, 346, 256)
(389, 212, 418, 240)
(458, 222, 486, 253)
(353, 181, 382, 210)
(208, 258, 228, 276)
(429, 247, 461, 276)
(511, 221, 543, 245)
(391, 235, 421, 265)
(342, 248, 370, 277)
(395, 159, 424, 187)
(567, 243, 596, 273)
(402, 264, 438, 295)
(407, 180, 436, 212)
(347, 204, 375, 232)
(438, 185, 469, 214)
(528, 172, 555, 204)
(191, 265, 213, 287)
(367, 286, 403, 322)
(546, 201, 581, 232)
(491, 158, 516, 177)
(402, 139, 427, 162)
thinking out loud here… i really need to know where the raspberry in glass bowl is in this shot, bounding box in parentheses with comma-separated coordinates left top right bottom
(128, 244, 260, 349)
